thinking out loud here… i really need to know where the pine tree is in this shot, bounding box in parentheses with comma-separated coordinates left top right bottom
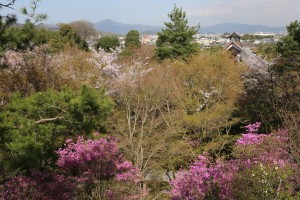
(125, 30, 141, 48)
(156, 5, 200, 60)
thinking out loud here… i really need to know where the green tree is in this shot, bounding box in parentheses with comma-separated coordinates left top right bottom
(0, 86, 113, 176)
(277, 20, 300, 56)
(0, 1, 46, 25)
(172, 51, 244, 139)
(5, 21, 36, 50)
(0, 15, 16, 55)
(255, 43, 277, 61)
(108, 65, 191, 192)
(95, 35, 120, 52)
(59, 24, 89, 51)
(125, 30, 141, 48)
(155, 5, 200, 60)
(275, 20, 300, 72)
(270, 21, 300, 113)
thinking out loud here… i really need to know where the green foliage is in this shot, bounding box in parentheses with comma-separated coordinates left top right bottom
(254, 43, 277, 61)
(0, 0, 46, 24)
(155, 5, 200, 60)
(4, 22, 36, 50)
(271, 21, 300, 118)
(4, 23, 49, 51)
(196, 134, 239, 160)
(58, 24, 89, 51)
(172, 51, 245, 137)
(95, 35, 120, 52)
(1, 21, 89, 54)
(0, 15, 17, 55)
(0, 0, 47, 55)
(0, 86, 113, 175)
(277, 20, 300, 58)
(232, 164, 295, 200)
(125, 30, 141, 48)
(273, 20, 300, 74)
(242, 34, 273, 41)
(20, 0, 47, 24)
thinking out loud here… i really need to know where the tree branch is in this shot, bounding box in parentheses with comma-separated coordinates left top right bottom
(1, 0, 47, 24)
(0, 0, 16, 8)
(36, 114, 64, 124)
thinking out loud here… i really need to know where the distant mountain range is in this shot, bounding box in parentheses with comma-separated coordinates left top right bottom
(94, 19, 286, 35)
(201, 23, 286, 34)
(94, 19, 161, 35)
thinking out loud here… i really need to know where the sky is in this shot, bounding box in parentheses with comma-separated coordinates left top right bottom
(2, 0, 300, 27)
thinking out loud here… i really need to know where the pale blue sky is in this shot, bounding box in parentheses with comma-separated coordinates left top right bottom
(2, 0, 300, 27)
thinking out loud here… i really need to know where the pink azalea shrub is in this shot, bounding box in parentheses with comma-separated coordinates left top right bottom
(56, 136, 139, 182)
(170, 123, 297, 199)
(0, 171, 74, 200)
(236, 122, 268, 145)
(171, 155, 239, 199)
(236, 133, 268, 145)
(56, 136, 141, 199)
(1, 136, 141, 199)
(245, 122, 261, 134)
(234, 128, 290, 167)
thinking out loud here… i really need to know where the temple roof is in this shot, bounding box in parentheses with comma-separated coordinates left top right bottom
(224, 40, 243, 54)
(227, 31, 241, 41)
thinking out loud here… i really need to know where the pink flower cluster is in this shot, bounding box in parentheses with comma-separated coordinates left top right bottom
(236, 129, 290, 167)
(245, 122, 261, 134)
(56, 136, 140, 183)
(0, 171, 74, 200)
(171, 155, 239, 200)
(170, 127, 293, 200)
(236, 133, 268, 145)
(236, 122, 268, 145)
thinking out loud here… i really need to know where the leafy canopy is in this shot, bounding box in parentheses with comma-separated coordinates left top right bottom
(125, 30, 141, 48)
(95, 35, 120, 52)
(274, 20, 300, 72)
(59, 24, 89, 51)
(277, 20, 300, 58)
(0, 86, 113, 174)
(156, 5, 200, 60)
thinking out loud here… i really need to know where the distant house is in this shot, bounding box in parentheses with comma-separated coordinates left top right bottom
(224, 32, 269, 69)
(228, 31, 241, 41)
(224, 32, 243, 56)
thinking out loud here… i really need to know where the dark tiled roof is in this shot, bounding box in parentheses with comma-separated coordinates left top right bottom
(224, 40, 243, 52)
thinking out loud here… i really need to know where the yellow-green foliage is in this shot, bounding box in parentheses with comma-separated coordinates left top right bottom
(170, 51, 245, 137)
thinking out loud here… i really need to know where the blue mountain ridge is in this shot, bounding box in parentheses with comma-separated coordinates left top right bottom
(94, 19, 286, 34)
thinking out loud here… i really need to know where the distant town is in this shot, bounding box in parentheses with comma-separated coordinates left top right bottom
(41, 19, 287, 50)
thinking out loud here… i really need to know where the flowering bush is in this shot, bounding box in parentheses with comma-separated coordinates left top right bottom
(234, 128, 290, 167)
(1, 136, 141, 200)
(170, 124, 297, 200)
(236, 122, 267, 145)
(56, 136, 139, 182)
(236, 133, 268, 145)
(0, 171, 74, 200)
(56, 136, 141, 199)
(171, 155, 238, 200)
